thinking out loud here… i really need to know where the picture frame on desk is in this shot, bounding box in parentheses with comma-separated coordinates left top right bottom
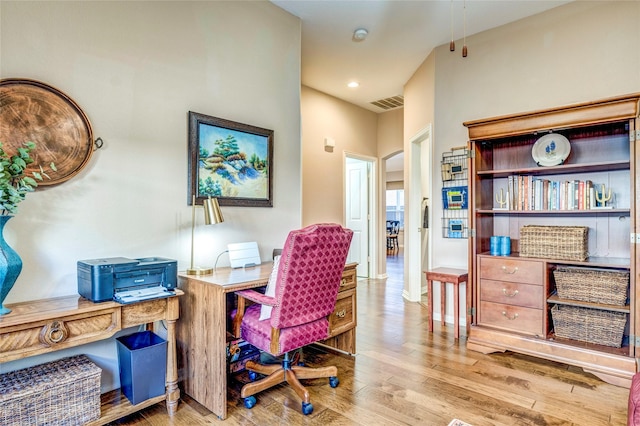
(188, 111, 273, 207)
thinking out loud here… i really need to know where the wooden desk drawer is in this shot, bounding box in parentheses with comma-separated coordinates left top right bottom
(480, 279, 544, 309)
(0, 308, 120, 362)
(478, 301, 543, 336)
(479, 257, 543, 285)
(328, 288, 356, 337)
(340, 264, 357, 291)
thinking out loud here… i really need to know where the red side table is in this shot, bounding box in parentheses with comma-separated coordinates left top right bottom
(424, 267, 469, 339)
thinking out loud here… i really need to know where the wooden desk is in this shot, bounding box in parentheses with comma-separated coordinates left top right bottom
(176, 262, 357, 420)
(0, 292, 182, 425)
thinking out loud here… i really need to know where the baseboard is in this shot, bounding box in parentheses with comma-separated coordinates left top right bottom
(402, 289, 419, 302)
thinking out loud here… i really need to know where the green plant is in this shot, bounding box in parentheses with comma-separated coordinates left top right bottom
(0, 141, 56, 215)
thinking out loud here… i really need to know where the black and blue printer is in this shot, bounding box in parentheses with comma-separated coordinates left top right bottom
(77, 257, 177, 303)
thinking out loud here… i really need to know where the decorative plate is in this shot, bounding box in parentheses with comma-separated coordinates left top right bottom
(0, 78, 94, 186)
(532, 133, 571, 167)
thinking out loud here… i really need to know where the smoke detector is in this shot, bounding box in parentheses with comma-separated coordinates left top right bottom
(353, 28, 368, 42)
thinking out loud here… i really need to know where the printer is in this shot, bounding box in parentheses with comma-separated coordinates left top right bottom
(77, 257, 177, 303)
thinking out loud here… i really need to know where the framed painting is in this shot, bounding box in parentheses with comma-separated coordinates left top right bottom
(188, 111, 273, 207)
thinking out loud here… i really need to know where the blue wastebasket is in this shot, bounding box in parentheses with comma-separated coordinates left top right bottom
(116, 330, 167, 405)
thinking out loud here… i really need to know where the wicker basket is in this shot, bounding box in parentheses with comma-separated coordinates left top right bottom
(553, 267, 629, 306)
(551, 304, 627, 348)
(519, 225, 588, 261)
(0, 354, 101, 426)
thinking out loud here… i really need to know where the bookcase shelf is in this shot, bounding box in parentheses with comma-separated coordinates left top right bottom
(478, 208, 630, 215)
(547, 294, 630, 313)
(476, 160, 630, 178)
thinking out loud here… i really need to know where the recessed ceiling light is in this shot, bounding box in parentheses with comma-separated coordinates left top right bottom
(347, 81, 359, 88)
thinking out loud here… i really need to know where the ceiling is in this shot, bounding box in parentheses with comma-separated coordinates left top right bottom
(386, 152, 404, 173)
(271, 0, 571, 113)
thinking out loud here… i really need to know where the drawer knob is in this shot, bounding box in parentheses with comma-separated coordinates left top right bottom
(335, 309, 347, 318)
(40, 320, 69, 345)
(341, 278, 347, 286)
(502, 288, 519, 297)
(501, 266, 519, 274)
(501, 311, 519, 320)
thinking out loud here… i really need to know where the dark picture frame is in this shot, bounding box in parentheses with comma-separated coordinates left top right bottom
(188, 111, 273, 207)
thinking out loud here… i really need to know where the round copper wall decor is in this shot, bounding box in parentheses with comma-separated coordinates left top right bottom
(0, 78, 94, 186)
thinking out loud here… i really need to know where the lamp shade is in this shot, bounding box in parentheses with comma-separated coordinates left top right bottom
(203, 197, 224, 225)
(187, 195, 224, 276)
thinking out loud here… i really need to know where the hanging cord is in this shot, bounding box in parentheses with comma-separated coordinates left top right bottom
(462, 0, 468, 57)
(449, 0, 455, 51)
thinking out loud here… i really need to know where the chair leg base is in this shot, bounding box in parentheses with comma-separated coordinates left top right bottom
(240, 357, 339, 414)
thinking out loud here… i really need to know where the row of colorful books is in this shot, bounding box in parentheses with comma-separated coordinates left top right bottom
(496, 175, 611, 211)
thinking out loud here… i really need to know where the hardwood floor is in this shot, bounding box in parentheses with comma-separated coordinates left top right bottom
(109, 253, 629, 425)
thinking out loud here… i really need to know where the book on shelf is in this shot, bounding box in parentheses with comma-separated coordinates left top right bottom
(500, 175, 608, 211)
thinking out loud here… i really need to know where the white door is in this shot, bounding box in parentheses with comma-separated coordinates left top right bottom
(345, 157, 370, 277)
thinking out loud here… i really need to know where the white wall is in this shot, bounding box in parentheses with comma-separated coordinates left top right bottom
(432, 0, 640, 269)
(404, 0, 640, 321)
(301, 86, 377, 225)
(0, 0, 301, 390)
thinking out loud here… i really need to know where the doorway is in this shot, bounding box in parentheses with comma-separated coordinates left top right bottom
(405, 125, 432, 302)
(345, 154, 376, 278)
(384, 152, 404, 279)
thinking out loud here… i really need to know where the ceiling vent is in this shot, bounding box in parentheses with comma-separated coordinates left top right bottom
(370, 95, 404, 111)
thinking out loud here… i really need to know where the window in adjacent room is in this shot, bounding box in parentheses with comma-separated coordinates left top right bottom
(385, 189, 404, 228)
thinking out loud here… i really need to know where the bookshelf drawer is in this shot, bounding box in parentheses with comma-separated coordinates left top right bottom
(479, 257, 543, 285)
(480, 279, 544, 309)
(478, 301, 544, 336)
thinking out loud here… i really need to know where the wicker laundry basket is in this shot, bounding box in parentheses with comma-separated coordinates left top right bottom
(519, 225, 588, 261)
(551, 304, 627, 348)
(553, 267, 629, 305)
(0, 354, 101, 426)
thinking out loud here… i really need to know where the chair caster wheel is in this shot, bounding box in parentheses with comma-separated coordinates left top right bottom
(329, 376, 339, 388)
(301, 402, 313, 415)
(248, 371, 259, 381)
(244, 396, 257, 409)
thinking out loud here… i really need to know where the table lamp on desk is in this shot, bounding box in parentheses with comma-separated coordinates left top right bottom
(187, 195, 224, 275)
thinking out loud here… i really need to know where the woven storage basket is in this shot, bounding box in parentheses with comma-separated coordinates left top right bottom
(0, 354, 101, 426)
(553, 267, 629, 306)
(519, 225, 588, 261)
(551, 304, 627, 348)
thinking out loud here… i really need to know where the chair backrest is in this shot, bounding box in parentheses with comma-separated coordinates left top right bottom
(270, 223, 353, 329)
(387, 220, 399, 235)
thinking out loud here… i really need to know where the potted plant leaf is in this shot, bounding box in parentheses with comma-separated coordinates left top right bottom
(0, 141, 56, 314)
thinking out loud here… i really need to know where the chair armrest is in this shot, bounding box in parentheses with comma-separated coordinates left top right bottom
(232, 290, 277, 337)
(236, 289, 277, 306)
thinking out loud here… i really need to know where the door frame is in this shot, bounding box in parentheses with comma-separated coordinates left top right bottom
(344, 152, 377, 278)
(404, 124, 433, 302)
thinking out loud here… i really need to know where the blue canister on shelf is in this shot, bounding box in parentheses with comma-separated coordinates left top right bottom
(490, 236, 500, 256)
(500, 236, 511, 256)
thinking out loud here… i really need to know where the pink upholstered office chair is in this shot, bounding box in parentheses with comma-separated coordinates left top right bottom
(232, 223, 353, 415)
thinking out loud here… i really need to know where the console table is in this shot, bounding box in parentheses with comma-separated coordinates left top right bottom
(0, 292, 182, 425)
(176, 262, 357, 420)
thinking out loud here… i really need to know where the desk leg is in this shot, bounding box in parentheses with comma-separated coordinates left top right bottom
(165, 299, 180, 416)
(427, 278, 434, 332)
(453, 283, 460, 340)
(465, 280, 471, 336)
(440, 282, 446, 328)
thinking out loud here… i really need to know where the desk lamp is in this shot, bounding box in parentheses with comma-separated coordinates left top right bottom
(187, 195, 224, 275)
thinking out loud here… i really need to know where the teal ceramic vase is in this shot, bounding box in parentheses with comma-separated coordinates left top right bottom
(0, 215, 22, 315)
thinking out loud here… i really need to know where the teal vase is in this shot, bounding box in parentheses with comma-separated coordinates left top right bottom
(0, 215, 22, 315)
